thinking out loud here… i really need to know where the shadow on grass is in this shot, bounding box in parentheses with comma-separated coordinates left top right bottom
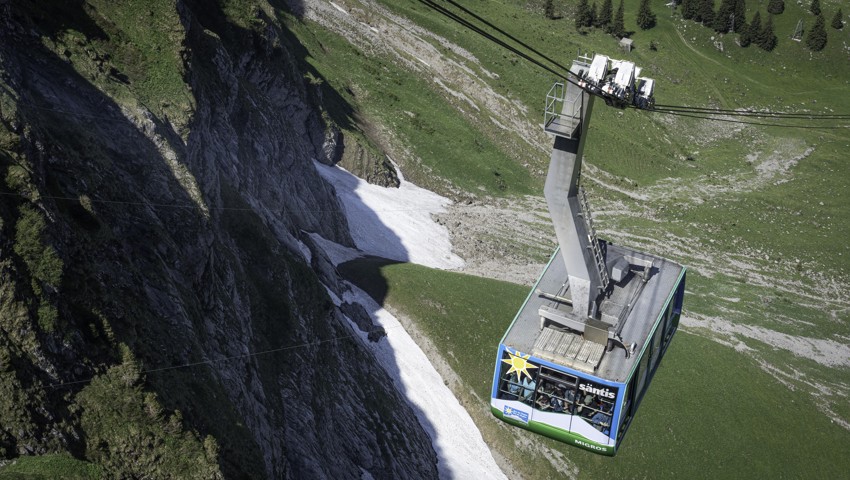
(338, 256, 402, 306)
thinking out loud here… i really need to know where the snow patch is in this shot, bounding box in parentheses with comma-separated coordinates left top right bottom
(329, 282, 506, 480)
(312, 161, 501, 478)
(313, 161, 464, 270)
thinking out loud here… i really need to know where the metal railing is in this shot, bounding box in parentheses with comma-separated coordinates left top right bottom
(544, 82, 583, 138)
(544, 82, 565, 129)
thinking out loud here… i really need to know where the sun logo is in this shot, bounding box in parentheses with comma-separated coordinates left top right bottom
(502, 350, 537, 381)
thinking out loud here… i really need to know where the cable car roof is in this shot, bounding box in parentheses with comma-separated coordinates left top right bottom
(501, 242, 684, 383)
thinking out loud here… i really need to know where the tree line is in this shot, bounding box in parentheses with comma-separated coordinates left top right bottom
(679, 0, 843, 52)
(551, 0, 844, 52)
(572, 0, 627, 37)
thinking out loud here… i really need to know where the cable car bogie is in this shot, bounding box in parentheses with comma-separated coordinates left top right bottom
(574, 53, 656, 110)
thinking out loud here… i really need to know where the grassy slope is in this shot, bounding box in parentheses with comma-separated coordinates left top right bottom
(284, 13, 539, 197)
(0, 454, 102, 479)
(343, 260, 850, 477)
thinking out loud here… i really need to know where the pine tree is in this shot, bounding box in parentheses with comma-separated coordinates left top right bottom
(599, 0, 614, 32)
(682, 0, 697, 20)
(713, 0, 735, 32)
(767, 0, 784, 15)
(738, 18, 752, 46)
(806, 14, 827, 50)
(590, 1, 599, 27)
(545, 0, 556, 19)
(613, 0, 626, 37)
(832, 9, 844, 29)
(637, 0, 657, 29)
(759, 14, 777, 50)
(810, 0, 820, 16)
(749, 11, 762, 45)
(733, 0, 747, 31)
(698, 0, 715, 25)
(576, 0, 593, 29)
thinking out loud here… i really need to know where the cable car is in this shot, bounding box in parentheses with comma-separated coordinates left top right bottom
(492, 56, 686, 456)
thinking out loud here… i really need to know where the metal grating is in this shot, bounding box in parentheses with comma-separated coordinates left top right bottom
(532, 326, 606, 373)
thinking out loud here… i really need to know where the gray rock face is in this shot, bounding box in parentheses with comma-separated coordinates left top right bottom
(0, 2, 437, 478)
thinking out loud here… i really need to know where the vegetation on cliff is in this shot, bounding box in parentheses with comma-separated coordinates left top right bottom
(2, 0, 438, 477)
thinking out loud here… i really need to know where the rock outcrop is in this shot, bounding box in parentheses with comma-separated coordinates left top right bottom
(0, 1, 437, 477)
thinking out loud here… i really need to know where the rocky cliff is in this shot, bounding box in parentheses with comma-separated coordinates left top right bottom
(0, 0, 438, 477)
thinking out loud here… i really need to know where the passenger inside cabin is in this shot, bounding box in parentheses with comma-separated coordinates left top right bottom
(503, 372, 521, 400)
(549, 388, 565, 413)
(591, 409, 611, 435)
(521, 375, 536, 404)
(577, 394, 595, 418)
(536, 393, 551, 410)
(563, 385, 575, 404)
(595, 397, 610, 413)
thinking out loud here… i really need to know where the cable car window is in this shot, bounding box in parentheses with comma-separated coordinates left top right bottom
(575, 378, 617, 436)
(664, 299, 677, 344)
(536, 368, 578, 414)
(650, 322, 663, 370)
(635, 345, 651, 400)
(497, 350, 539, 406)
(618, 375, 637, 437)
(660, 302, 672, 345)
(673, 281, 685, 315)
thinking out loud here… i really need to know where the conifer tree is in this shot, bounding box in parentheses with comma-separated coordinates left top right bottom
(738, 18, 752, 46)
(637, 0, 657, 29)
(599, 0, 614, 32)
(613, 0, 626, 37)
(590, 1, 599, 27)
(832, 9, 844, 29)
(576, 0, 593, 29)
(698, 0, 715, 25)
(810, 0, 820, 16)
(759, 13, 777, 50)
(806, 14, 827, 50)
(682, 0, 697, 20)
(733, 0, 747, 31)
(749, 11, 762, 45)
(767, 0, 784, 15)
(713, 0, 735, 32)
(545, 0, 556, 19)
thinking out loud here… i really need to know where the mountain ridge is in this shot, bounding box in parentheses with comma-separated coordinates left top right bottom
(0, 1, 442, 477)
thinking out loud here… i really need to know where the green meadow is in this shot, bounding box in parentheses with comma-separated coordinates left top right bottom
(341, 259, 850, 477)
(0, 454, 102, 479)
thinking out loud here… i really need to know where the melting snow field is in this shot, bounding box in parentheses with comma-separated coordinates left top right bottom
(314, 161, 464, 270)
(314, 162, 504, 479)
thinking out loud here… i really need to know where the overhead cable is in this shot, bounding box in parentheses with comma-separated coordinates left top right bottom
(416, 1, 850, 128)
(44, 325, 400, 390)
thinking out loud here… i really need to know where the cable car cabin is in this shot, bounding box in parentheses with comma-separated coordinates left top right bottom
(490, 246, 685, 456)
(492, 59, 683, 455)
